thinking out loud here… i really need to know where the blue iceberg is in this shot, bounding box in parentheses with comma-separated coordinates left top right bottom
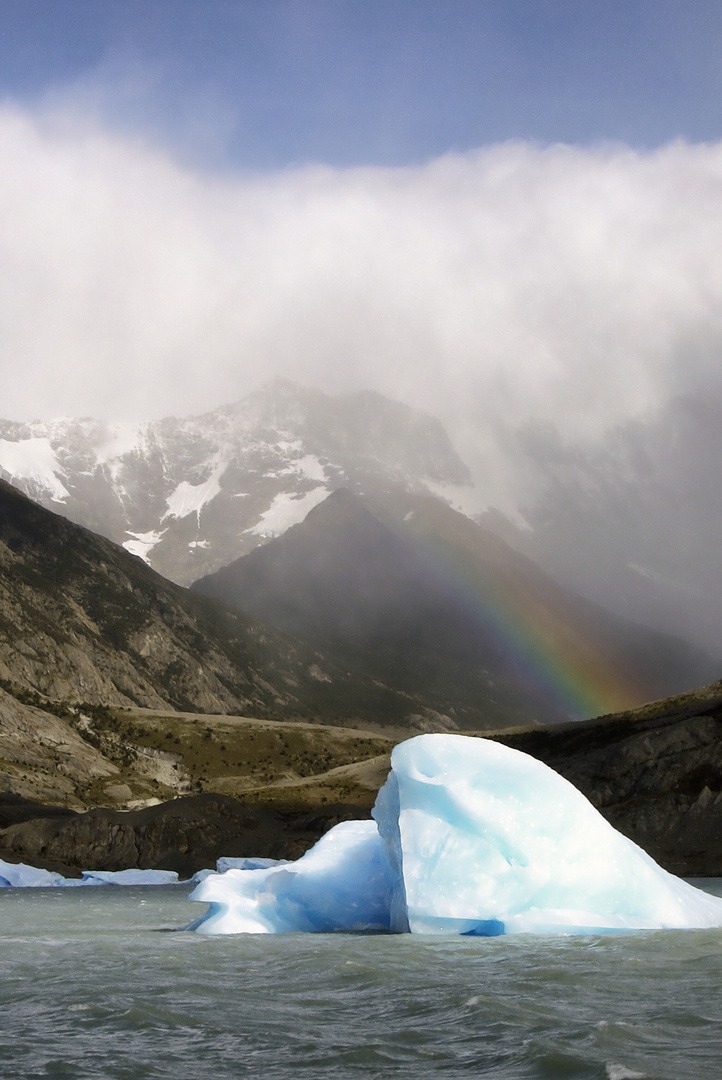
(189, 734, 722, 935)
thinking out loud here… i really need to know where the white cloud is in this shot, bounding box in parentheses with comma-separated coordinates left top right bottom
(3, 104, 722, 511)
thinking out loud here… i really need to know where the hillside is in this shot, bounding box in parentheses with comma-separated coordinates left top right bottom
(0, 477, 444, 727)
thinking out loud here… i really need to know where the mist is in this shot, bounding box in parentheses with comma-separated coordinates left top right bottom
(3, 103, 722, 515)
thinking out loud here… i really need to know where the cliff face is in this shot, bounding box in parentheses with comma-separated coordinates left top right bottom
(0, 794, 362, 880)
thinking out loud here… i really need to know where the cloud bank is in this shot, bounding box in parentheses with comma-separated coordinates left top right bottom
(2, 104, 722, 507)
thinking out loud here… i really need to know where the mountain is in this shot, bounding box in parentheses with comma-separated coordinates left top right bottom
(1, 377, 716, 704)
(0, 476, 446, 727)
(0, 380, 472, 587)
(193, 489, 717, 725)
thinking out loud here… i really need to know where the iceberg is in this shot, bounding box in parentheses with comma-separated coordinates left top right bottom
(372, 734, 722, 934)
(75, 869, 180, 887)
(215, 856, 286, 873)
(189, 734, 722, 936)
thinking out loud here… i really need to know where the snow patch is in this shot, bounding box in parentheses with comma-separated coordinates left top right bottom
(248, 487, 330, 538)
(123, 530, 166, 564)
(163, 459, 227, 523)
(279, 453, 328, 483)
(94, 424, 146, 467)
(0, 438, 69, 502)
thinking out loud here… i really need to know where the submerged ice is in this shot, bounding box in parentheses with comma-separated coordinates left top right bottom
(189, 734, 722, 936)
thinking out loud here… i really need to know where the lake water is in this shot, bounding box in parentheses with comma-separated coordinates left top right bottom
(2, 882, 722, 1080)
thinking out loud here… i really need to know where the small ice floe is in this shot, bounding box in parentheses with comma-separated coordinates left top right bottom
(0, 860, 180, 888)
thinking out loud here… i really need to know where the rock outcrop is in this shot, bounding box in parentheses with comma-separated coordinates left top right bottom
(0, 794, 369, 878)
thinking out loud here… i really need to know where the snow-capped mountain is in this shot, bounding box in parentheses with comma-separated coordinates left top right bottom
(0, 380, 474, 586)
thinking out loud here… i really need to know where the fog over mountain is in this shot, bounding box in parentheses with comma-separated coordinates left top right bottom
(500, 389, 722, 653)
(0, 378, 720, 665)
(2, 107, 722, 654)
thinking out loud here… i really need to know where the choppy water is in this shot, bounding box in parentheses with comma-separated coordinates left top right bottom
(2, 882, 722, 1080)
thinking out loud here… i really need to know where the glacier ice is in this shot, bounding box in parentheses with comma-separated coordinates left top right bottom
(189, 734, 722, 936)
(75, 869, 180, 887)
(0, 860, 68, 888)
(215, 856, 286, 873)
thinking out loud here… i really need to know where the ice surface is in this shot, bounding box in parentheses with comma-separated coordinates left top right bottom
(188, 820, 394, 934)
(189, 734, 722, 936)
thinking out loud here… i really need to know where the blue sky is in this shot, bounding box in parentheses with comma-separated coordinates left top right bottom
(3, 1, 722, 169)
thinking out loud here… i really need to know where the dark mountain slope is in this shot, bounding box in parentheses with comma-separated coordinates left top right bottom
(0, 478, 436, 724)
(193, 489, 716, 726)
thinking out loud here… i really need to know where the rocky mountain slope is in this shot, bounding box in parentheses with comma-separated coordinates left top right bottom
(193, 488, 717, 725)
(0, 477, 443, 726)
(0, 380, 472, 587)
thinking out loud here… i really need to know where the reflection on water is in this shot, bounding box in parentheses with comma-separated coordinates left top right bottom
(1, 882, 721, 1079)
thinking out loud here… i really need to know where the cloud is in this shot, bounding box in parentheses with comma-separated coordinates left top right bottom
(2, 103, 722, 510)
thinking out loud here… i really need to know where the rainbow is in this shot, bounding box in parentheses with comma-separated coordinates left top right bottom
(399, 501, 647, 722)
